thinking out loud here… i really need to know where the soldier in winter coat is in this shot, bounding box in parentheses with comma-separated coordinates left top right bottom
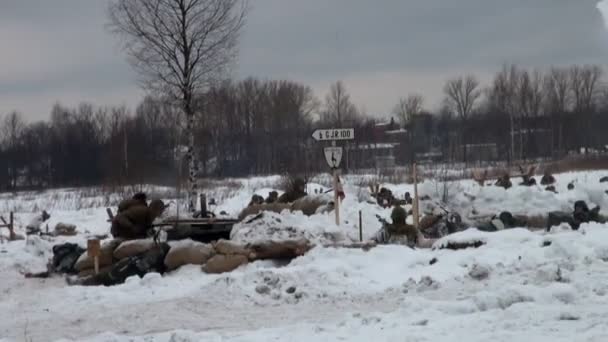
(111, 199, 166, 240)
(117, 192, 148, 213)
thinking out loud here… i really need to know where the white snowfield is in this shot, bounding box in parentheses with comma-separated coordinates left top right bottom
(1, 171, 608, 342)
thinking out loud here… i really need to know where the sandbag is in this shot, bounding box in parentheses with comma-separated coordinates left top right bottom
(238, 203, 292, 221)
(164, 240, 215, 271)
(515, 215, 547, 230)
(202, 254, 248, 274)
(290, 195, 332, 216)
(113, 238, 156, 260)
(213, 239, 254, 258)
(74, 239, 122, 271)
(54, 223, 77, 236)
(249, 239, 312, 260)
(419, 215, 442, 231)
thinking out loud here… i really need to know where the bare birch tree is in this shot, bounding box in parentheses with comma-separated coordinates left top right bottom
(107, 0, 247, 211)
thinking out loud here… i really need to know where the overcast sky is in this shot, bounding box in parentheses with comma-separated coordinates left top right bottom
(2, 0, 608, 121)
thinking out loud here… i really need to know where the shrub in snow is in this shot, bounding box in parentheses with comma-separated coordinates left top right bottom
(416, 276, 440, 292)
(468, 264, 491, 280)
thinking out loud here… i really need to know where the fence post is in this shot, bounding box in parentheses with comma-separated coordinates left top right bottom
(359, 210, 363, 242)
(9, 212, 15, 241)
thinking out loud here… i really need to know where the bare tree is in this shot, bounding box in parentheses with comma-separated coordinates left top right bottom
(323, 81, 359, 126)
(443, 75, 481, 163)
(543, 67, 570, 156)
(393, 94, 424, 126)
(107, 0, 247, 211)
(570, 65, 602, 152)
(570, 65, 602, 114)
(443, 75, 481, 121)
(1, 111, 26, 189)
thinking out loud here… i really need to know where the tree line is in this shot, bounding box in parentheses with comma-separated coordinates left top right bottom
(2, 63, 608, 191)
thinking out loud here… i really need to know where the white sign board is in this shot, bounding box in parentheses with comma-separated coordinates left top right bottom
(324, 147, 343, 169)
(312, 128, 354, 141)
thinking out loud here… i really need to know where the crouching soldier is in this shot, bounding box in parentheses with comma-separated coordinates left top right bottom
(265, 191, 279, 204)
(372, 205, 419, 247)
(110, 199, 166, 240)
(248, 194, 265, 207)
(26, 210, 51, 235)
(117, 192, 148, 213)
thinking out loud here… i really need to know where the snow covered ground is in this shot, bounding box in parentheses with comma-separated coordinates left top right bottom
(1, 171, 608, 341)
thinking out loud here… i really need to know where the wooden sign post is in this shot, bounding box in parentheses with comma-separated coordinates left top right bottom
(313, 128, 354, 227)
(333, 169, 340, 225)
(87, 239, 101, 275)
(359, 210, 363, 242)
(413, 163, 420, 229)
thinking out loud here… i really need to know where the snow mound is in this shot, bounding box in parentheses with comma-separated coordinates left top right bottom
(230, 211, 348, 244)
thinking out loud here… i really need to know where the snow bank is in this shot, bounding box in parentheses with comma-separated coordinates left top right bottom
(3, 170, 608, 341)
(230, 211, 347, 244)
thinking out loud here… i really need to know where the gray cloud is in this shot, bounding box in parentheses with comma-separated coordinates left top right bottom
(2, 0, 608, 120)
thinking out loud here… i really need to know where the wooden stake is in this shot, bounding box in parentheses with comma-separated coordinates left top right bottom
(359, 210, 363, 242)
(200, 193, 207, 217)
(87, 239, 101, 275)
(333, 169, 340, 226)
(413, 164, 420, 229)
(9, 212, 14, 241)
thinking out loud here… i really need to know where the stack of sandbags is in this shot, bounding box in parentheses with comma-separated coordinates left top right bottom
(203, 240, 252, 274)
(201, 239, 313, 274)
(164, 239, 215, 271)
(113, 238, 156, 260)
(74, 239, 123, 275)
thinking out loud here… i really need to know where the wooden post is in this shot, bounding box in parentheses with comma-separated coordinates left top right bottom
(358, 210, 363, 242)
(9, 212, 14, 241)
(413, 163, 420, 229)
(87, 239, 101, 275)
(200, 193, 207, 217)
(333, 169, 340, 226)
